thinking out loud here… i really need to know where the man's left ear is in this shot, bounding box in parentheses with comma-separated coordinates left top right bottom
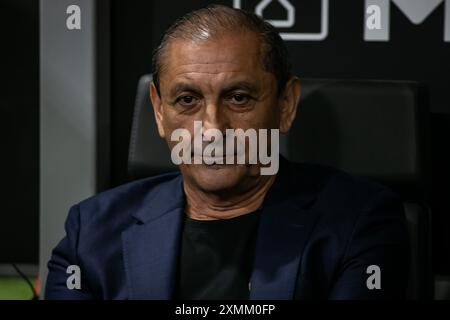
(279, 76, 301, 134)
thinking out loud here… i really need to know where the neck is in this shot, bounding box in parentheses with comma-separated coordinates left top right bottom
(184, 175, 276, 220)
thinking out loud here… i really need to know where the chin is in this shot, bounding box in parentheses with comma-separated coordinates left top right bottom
(183, 164, 248, 193)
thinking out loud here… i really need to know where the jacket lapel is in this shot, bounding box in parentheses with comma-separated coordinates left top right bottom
(122, 174, 185, 299)
(249, 160, 316, 300)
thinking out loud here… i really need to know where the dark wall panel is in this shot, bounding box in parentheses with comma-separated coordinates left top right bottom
(0, 0, 39, 264)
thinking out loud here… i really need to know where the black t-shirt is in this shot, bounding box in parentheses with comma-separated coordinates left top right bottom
(174, 210, 261, 300)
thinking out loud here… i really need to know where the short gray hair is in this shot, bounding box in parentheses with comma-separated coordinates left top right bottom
(151, 4, 292, 96)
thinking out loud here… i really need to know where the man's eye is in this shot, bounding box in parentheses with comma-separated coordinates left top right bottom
(177, 96, 197, 106)
(229, 94, 250, 105)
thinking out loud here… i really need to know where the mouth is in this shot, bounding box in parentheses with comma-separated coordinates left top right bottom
(191, 153, 238, 165)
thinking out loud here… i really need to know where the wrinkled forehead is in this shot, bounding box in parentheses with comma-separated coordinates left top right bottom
(160, 31, 267, 81)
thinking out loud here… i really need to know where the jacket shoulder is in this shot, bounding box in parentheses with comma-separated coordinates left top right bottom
(288, 161, 401, 213)
(288, 163, 408, 299)
(75, 171, 182, 225)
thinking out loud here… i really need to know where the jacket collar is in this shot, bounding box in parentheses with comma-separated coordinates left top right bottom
(131, 173, 185, 224)
(122, 157, 317, 299)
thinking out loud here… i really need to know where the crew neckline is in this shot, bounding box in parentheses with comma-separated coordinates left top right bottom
(184, 209, 261, 228)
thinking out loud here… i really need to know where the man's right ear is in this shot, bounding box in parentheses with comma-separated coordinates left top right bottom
(149, 81, 166, 138)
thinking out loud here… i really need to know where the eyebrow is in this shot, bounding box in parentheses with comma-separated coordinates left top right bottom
(169, 82, 202, 97)
(221, 81, 260, 95)
(168, 80, 260, 98)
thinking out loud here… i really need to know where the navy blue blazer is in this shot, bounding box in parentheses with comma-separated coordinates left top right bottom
(45, 159, 409, 299)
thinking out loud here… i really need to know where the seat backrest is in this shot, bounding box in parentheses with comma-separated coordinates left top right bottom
(128, 74, 176, 179)
(404, 202, 433, 299)
(287, 79, 432, 299)
(288, 79, 430, 202)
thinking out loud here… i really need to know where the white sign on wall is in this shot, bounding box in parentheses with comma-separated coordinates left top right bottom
(233, 0, 329, 41)
(234, 0, 450, 42)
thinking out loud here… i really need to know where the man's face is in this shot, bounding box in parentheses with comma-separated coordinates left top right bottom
(150, 31, 298, 194)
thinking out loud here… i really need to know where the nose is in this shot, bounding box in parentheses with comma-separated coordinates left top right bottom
(201, 100, 229, 133)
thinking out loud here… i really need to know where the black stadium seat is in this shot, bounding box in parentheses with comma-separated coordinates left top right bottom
(128, 75, 433, 299)
(288, 79, 432, 299)
(128, 74, 176, 178)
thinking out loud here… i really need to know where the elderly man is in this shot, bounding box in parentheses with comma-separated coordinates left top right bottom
(45, 5, 408, 300)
